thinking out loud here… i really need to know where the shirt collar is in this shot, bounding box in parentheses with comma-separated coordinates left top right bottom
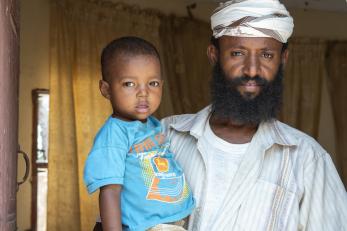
(255, 120, 299, 150)
(169, 105, 212, 139)
(169, 105, 299, 148)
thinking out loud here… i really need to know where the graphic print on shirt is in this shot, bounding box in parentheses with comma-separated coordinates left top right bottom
(129, 133, 191, 203)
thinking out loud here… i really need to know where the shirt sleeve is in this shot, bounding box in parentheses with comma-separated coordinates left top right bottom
(83, 146, 128, 194)
(299, 153, 347, 231)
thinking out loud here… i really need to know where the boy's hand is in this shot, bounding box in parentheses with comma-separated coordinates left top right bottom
(99, 184, 122, 231)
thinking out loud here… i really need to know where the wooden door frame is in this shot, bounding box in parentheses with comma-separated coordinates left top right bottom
(0, 0, 20, 230)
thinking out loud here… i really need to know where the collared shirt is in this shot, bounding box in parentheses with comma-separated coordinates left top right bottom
(161, 106, 347, 231)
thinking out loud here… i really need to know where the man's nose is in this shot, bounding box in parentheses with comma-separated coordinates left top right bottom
(243, 55, 260, 77)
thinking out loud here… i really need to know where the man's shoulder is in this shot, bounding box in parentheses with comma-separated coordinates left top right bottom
(161, 105, 212, 133)
(275, 120, 313, 139)
(274, 120, 327, 157)
(161, 114, 196, 128)
(161, 114, 197, 137)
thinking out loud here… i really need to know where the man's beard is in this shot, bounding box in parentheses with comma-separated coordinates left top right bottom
(210, 62, 284, 125)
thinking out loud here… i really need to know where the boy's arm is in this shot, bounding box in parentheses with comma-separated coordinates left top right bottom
(99, 184, 122, 231)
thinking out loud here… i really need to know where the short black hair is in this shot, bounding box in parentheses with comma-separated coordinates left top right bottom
(210, 36, 289, 53)
(210, 36, 220, 50)
(101, 36, 160, 82)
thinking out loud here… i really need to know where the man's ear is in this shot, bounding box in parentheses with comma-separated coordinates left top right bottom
(281, 49, 289, 68)
(99, 80, 111, 99)
(207, 44, 219, 65)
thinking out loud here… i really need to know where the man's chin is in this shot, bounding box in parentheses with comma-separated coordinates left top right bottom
(240, 91, 259, 100)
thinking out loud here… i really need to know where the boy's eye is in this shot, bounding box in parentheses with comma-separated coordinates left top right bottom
(123, 82, 135, 87)
(149, 81, 160, 87)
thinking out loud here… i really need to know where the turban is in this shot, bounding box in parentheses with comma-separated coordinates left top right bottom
(211, 0, 294, 43)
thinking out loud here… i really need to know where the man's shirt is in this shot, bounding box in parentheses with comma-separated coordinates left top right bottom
(162, 106, 347, 231)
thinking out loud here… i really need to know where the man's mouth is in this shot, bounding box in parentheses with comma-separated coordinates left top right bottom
(241, 81, 262, 92)
(242, 80, 263, 86)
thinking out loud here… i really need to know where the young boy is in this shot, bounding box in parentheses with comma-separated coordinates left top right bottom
(83, 37, 195, 231)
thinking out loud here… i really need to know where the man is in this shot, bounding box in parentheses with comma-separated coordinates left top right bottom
(162, 0, 347, 230)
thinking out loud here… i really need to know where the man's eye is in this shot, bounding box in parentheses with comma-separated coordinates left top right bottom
(123, 82, 135, 87)
(262, 53, 274, 59)
(231, 51, 243, 56)
(149, 81, 160, 87)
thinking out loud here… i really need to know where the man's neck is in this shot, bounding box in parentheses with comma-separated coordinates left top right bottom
(209, 113, 258, 144)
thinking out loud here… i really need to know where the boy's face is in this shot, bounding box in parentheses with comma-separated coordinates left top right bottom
(100, 54, 163, 122)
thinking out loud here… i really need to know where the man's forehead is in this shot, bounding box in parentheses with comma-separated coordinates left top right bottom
(219, 36, 283, 50)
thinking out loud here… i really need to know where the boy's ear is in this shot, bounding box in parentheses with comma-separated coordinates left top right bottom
(99, 80, 111, 99)
(207, 44, 218, 65)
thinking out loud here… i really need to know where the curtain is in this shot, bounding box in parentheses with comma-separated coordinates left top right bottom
(326, 42, 347, 187)
(48, 0, 211, 230)
(280, 38, 326, 138)
(160, 17, 211, 114)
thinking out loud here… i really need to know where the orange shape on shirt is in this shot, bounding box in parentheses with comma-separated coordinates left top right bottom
(154, 157, 169, 172)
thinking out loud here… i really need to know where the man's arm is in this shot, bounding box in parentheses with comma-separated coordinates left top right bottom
(99, 184, 122, 231)
(300, 153, 347, 230)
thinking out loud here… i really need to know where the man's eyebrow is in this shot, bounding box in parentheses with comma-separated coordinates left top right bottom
(228, 45, 278, 51)
(228, 45, 248, 49)
(260, 47, 277, 51)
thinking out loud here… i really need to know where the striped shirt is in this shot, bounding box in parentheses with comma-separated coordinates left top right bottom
(161, 106, 347, 231)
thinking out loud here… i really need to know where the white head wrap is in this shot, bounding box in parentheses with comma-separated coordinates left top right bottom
(211, 0, 294, 43)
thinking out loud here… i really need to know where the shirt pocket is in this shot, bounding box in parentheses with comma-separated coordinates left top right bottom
(235, 180, 296, 231)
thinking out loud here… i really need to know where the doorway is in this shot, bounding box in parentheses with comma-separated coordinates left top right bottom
(31, 89, 49, 231)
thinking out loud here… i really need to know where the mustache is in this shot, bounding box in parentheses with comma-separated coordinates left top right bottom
(230, 75, 269, 86)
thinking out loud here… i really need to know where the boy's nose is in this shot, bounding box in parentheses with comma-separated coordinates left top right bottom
(137, 85, 148, 97)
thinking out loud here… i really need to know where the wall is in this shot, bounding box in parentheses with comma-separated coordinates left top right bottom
(115, 0, 216, 21)
(17, 0, 347, 230)
(291, 9, 347, 39)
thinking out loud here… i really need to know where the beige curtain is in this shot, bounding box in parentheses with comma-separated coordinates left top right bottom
(280, 38, 326, 138)
(48, 0, 211, 230)
(326, 42, 347, 187)
(160, 17, 211, 114)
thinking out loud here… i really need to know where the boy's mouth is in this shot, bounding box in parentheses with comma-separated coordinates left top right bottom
(136, 102, 149, 113)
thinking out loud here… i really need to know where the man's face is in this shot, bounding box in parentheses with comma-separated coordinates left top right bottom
(216, 36, 286, 99)
(208, 36, 288, 124)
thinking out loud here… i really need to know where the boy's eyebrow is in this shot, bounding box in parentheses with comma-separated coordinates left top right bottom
(116, 75, 137, 79)
(116, 75, 162, 80)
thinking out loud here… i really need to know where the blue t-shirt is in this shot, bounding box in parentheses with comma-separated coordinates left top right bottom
(83, 116, 195, 231)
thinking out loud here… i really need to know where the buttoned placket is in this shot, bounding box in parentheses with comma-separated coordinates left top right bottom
(191, 137, 212, 231)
